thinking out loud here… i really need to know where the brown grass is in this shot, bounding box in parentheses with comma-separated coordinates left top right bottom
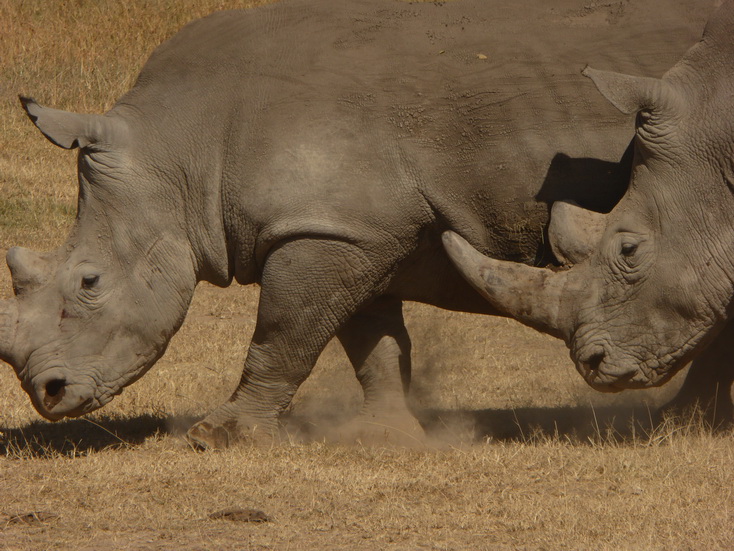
(1, 1, 733, 550)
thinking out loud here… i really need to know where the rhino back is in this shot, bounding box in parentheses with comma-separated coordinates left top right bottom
(111, 0, 711, 283)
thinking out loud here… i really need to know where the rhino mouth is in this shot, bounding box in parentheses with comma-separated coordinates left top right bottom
(40, 380, 96, 420)
(579, 363, 643, 393)
(574, 344, 682, 392)
(22, 366, 100, 421)
(573, 336, 647, 391)
(21, 346, 158, 421)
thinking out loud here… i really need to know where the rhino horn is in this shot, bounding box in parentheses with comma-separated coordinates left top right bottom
(548, 200, 607, 266)
(19, 96, 127, 151)
(582, 67, 684, 119)
(6, 247, 50, 294)
(442, 231, 573, 342)
(0, 298, 18, 366)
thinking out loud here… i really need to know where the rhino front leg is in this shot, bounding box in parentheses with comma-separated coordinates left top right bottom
(661, 321, 734, 428)
(336, 297, 424, 445)
(187, 238, 390, 449)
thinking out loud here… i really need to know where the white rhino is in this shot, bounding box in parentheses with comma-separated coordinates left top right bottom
(0, 0, 712, 447)
(445, 0, 734, 424)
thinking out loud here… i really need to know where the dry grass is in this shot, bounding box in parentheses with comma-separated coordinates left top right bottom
(1, 428, 733, 551)
(1, 1, 733, 550)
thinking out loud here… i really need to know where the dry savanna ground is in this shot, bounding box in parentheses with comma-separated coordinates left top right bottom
(0, 1, 733, 550)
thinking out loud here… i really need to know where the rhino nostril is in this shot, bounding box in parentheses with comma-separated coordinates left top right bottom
(43, 378, 67, 411)
(586, 352, 605, 372)
(45, 378, 66, 397)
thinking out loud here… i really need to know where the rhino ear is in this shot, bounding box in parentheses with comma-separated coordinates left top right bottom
(19, 96, 125, 151)
(582, 67, 684, 118)
(548, 200, 607, 266)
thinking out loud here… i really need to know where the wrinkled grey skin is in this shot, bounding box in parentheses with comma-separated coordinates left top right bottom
(445, 0, 734, 424)
(0, 0, 712, 447)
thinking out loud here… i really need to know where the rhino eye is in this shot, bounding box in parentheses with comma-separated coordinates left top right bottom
(620, 242, 638, 257)
(81, 274, 100, 289)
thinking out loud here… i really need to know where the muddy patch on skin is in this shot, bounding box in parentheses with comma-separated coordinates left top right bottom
(554, 1, 628, 27)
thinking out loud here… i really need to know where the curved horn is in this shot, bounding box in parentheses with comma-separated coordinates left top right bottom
(442, 231, 574, 342)
(6, 247, 49, 295)
(548, 200, 607, 266)
(0, 298, 18, 366)
(582, 67, 685, 119)
(19, 96, 127, 151)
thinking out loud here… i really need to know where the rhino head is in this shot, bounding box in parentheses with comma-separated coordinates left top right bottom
(0, 98, 204, 420)
(444, 2, 734, 392)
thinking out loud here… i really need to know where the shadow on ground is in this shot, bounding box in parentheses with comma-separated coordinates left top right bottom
(284, 402, 725, 447)
(418, 405, 662, 444)
(0, 414, 200, 457)
(418, 403, 731, 445)
(2, 404, 726, 457)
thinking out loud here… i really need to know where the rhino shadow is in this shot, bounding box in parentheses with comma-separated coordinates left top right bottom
(536, 140, 633, 213)
(416, 404, 668, 444)
(0, 414, 196, 456)
(532, 141, 633, 263)
(2, 403, 723, 456)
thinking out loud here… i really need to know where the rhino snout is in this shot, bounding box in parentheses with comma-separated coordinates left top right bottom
(31, 369, 96, 420)
(575, 347, 651, 392)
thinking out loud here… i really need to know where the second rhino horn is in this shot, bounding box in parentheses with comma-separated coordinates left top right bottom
(548, 200, 607, 266)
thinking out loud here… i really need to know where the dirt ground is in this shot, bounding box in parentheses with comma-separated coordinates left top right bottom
(1, 1, 733, 550)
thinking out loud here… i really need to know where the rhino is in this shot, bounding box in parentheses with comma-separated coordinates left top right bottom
(444, 0, 734, 424)
(0, 0, 712, 448)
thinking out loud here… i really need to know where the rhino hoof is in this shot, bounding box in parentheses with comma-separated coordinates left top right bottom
(186, 421, 230, 450)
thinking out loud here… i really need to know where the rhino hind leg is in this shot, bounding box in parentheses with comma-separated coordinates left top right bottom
(186, 238, 395, 449)
(661, 321, 734, 429)
(335, 297, 425, 445)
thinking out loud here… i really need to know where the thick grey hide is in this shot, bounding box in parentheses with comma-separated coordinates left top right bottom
(3, 0, 713, 447)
